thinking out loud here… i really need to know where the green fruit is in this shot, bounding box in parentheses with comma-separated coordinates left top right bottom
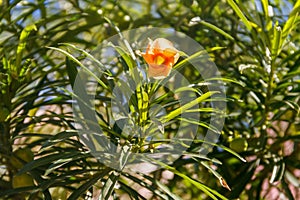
(10, 148, 34, 169)
(12, 173, 35, 188)
(229, 138, 248, 153)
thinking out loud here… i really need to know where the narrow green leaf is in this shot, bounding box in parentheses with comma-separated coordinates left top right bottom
(109, 43, 135, 70)
(184, 108, 215, 113)
(59, 43, 109, 73)
(179, 118, 220, 134)
(47, 46, 108, 89)
(100, 171, 120, 200)
(123, 172, 170, 199)
(261, 0, 269, 18)
(17, 152, 86, 175)
(155, 180, 182, 200)
(188, 139, 247, 162)
(45, 153, 91, 176)
(270, 161, 285, 184)
(200, 161, 231, 191)
(104, 17, 137, 62)
(174, 86, 202, 95)
(42, 130, 78, 148)
(68, 169, 111, 200)
(142, 157, 228, 199)
(39, 169, 99, 190)
(136, 85, 149, 125)
(161, 91, 219, 123)
(66, 56, 78, 87)
(261, 0, 272, 31)
(200, 161, 223, 179)
(199, 20, 234, 40)
(167, 166, 227, 199)
(183, 152, 222, 164)
(15, 24, 37, 72)
(118, 180, 147, 200)
(281, 0, 300, 48)
(271, 23, 282, 59)
(219, 145, 247, 162)
(203, 77, 245, 87)
(173, 50, 206, 70)
(227, 0, 252, 31)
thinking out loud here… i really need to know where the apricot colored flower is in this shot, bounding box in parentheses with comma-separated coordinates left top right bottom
(142, 38, 179, 79)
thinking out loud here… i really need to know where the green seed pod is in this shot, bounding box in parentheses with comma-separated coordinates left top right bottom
(229, 138, 248, 153)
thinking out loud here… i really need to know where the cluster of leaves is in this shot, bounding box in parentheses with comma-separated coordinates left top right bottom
(173, 0, 300, 199)
(144, 1, 300, 198)
(0, 0, 299, 199)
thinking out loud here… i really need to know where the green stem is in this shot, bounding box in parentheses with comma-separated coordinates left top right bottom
(261, 56, 275, 149)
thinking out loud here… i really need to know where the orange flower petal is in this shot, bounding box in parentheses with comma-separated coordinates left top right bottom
(148, 64, 172, 79)
(142, 38, 179, 79)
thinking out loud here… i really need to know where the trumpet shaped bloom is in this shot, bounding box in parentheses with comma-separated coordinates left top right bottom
(142, 38, 179, 79)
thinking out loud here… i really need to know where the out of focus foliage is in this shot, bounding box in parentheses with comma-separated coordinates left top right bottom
(0, 0, 299, 199)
